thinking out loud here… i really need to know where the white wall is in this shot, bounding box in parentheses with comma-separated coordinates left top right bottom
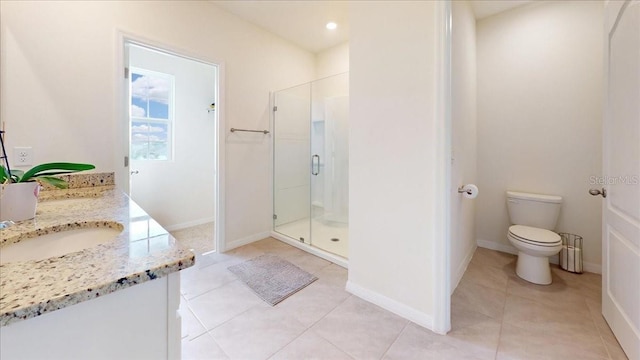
(316, 42, 349, 78)
(450, 0, 477, 293)
(348, 1, 442, 330)
(476, 1, 603, 270)
(0, 1, 316, 246)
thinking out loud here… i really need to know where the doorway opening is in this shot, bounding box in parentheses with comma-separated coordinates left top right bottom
(121, 38, 222, 256)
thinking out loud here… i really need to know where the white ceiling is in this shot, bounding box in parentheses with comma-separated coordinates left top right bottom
(212, 1, 349, 54)
(469, 0, 534, 20)
(211, 1, 533, 54)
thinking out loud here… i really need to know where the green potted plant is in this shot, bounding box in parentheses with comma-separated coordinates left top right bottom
(0, 162, 95, 222)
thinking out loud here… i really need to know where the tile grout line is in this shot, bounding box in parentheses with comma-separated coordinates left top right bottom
(181, 300, 233, 360)
(208, 331, 232, 360)
(185, 331, 233, 360)
(187, 252, 350, 359)
(578, 278, 619, 360)
(494, 273, 511, 360)
(307, 292, 352, 328)
(183, 245, 612, 359)
(298, 327, 357, 360)
(262, 324, 310, 360)
(193, 255, 224, 271)
(378, 320, 410, 360)
(586, 301, 615, 360)
(183, 277, 239, 302)
(270, 261, 355, 359)
(311, 260, 336, 276)
(266, 262, 351, 360)
(304, 294, 359, 360)
(261, 265, 355, 360)
(185, 286, 266, 340)
(186, 242, 335, 328)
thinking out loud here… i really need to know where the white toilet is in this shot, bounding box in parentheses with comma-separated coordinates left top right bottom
(506, 191, 563, 285)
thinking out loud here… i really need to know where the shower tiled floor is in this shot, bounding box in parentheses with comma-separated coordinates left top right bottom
(177, 238, 628, 360)
(275, 218, 349, 258)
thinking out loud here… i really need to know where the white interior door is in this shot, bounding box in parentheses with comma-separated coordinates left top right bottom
(127, 43, 217, 231)
(601, 2, 640, 359)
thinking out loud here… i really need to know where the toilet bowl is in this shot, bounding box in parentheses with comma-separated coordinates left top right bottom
(506, 191, 563, 285)
(508, 225, 562, 285)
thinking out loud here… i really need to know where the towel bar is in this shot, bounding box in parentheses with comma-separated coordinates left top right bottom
(230, 128, 269, 134)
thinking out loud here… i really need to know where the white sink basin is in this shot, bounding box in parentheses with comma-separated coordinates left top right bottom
(0, 226, 123, 265)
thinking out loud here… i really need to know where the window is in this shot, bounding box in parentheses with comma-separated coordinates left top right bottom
(130, 68, 174, 160)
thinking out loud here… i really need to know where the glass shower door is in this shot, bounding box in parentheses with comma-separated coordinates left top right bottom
(310, 73, 349, 257)
(273, 83, 311, 244)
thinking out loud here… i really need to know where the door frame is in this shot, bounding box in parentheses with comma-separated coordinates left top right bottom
(434, 0, 453, 334)
(115, 31, 226, 252)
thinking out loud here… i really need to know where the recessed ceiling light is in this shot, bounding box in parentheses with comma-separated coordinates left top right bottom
(326, 22, 337, 30)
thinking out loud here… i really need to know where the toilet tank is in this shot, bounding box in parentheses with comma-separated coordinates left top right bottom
(506, 191, 562, 230)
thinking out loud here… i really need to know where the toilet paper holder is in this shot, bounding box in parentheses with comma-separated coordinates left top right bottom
(457, 184, 479, 199)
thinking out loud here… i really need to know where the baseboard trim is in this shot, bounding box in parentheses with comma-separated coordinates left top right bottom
(164, 217, 215, 232)
(581, 262, 601, 274)
(451, 244, 476, 295)
(346, 280, 435, 332)
(476, 238, 602, 274)
(224, 231, 271, 252)
(476, 238, 518, 256)
(582, 261, 602, 274)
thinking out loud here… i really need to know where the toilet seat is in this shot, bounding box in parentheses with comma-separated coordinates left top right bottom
(508, 225, 561, 247)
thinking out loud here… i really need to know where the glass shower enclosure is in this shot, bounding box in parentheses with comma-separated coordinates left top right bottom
(273, 73, 349, 259)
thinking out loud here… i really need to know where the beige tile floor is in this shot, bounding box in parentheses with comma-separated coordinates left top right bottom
(171, 222, 216, 255)
(177, 239, 628, 360)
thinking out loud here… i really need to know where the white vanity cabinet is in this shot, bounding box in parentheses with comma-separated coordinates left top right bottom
(0, 272, 181, 360)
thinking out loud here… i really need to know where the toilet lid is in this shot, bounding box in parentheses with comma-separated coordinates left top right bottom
(509, 225, 561, 245)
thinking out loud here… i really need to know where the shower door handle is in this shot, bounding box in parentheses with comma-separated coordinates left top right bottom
(312, 155, 320, 176)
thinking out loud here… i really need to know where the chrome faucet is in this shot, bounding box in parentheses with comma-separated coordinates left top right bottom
(0, 220, 15, 229)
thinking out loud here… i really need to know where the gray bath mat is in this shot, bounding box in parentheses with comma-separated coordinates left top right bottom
(227, 254, 318, 305)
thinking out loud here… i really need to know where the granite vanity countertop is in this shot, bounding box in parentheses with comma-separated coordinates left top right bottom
(0, 187, 195, 327)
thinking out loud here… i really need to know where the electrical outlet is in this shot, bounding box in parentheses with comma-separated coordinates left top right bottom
(13, 147, 33, 166)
